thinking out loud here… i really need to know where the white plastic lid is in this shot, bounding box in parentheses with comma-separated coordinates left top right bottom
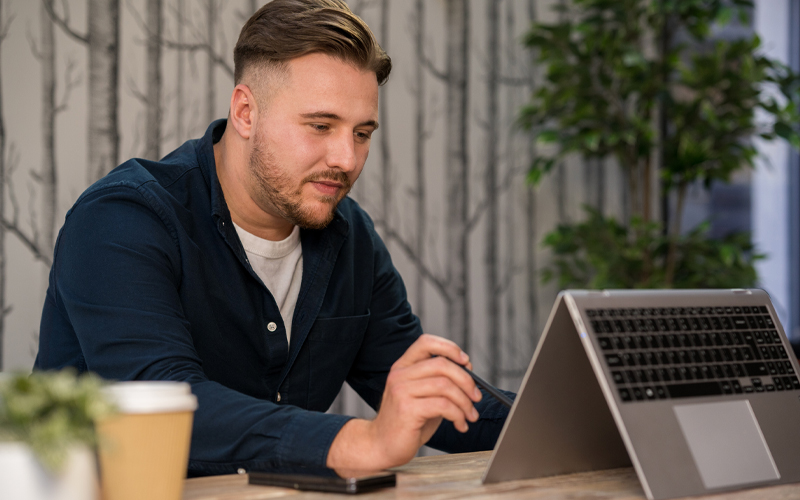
(103, 381, 198, 414)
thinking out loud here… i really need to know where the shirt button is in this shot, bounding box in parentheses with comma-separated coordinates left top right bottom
(237, 468, 246, 475)
(276, 392, 281, 402)
(267, 322, 277, 332)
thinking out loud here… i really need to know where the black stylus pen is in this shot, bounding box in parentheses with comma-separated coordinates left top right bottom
(460, 365, 514, 409)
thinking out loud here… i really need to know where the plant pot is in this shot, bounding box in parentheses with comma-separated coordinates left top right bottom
(0, 442, 99, 500)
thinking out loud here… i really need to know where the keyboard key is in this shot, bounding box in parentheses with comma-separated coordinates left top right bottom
(619, 388, 632, 401)
(765, 316, 775, 328)
(606, 354, 624, 367)
(774, 378, 784, 391)
(784, 361, 795, 375)
(732, 380, 742, 393)
(625, 370, 637, 383)
(656, 386, 667, 399)
(723, 364, 735, 378)
(612, 371, 624, 384)
(667, 382, 722, 399)
(747, 316, 759, 329)
(644, 387, 657, 400)
(623, 353, 636, 366)
(721, 381, 732, 394)
(598, 337, 614, 350)
(767, 362, 778, 375)
(777, 346, 788, 359)
(744, 362, 769, 377)
(633, 387, 645, 400)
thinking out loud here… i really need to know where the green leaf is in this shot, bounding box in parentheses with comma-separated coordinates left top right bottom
(536, 129, 560, 144)
(774, 121, 794, 140)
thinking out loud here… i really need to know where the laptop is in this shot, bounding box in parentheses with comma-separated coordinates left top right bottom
(482, 289, 800, 500)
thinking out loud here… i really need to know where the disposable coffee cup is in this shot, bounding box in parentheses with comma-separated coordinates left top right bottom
(97, 381, 198, 500)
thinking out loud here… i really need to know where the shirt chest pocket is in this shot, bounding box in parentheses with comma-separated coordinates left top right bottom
(305, 311, 370, 411)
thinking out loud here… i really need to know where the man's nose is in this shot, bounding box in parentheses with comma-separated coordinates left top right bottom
(326, 132, 358, 172)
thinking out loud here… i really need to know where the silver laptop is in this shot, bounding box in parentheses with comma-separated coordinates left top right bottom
(483, 289, 800, 500)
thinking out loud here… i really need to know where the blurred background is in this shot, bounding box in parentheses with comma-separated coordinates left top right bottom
(0, 0, 797, 424)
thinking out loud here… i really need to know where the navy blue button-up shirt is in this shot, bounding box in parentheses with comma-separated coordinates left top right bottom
(35, 120, 511, 476)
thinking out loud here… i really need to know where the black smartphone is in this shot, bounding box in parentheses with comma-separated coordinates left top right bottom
(248, 467, 396, 494)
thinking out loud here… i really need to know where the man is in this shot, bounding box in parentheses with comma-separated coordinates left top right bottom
(35, 0, 511, 475)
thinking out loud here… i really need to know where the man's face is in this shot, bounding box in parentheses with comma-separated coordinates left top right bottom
(246, 53, 380, 230)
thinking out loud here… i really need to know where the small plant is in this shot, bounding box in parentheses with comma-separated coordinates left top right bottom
(0, 370, 115, 472)
(543, 207, 763, 289)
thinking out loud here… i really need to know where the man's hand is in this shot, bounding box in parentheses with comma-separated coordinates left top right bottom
(326, 334, 481, 470)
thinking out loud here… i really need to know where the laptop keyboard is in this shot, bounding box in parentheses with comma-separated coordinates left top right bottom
(587, 306, 800, 402)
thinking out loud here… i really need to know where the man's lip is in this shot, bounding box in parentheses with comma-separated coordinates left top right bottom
(311, 180, 344, 188)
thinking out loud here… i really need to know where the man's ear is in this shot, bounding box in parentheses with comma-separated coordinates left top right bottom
(229, 84, 256, 140)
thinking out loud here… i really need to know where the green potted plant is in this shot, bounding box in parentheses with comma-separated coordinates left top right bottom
(521, 0, 800, 289)
(0, 370, 114, 500)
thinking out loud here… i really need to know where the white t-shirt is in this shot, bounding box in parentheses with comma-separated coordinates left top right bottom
(233, 222, 303, 345)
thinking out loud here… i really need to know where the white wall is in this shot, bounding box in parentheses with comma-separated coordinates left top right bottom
(752, 0, 793, 334)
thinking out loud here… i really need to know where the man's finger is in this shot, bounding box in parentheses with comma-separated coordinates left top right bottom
(391, 356, 481, 402)
(392, 375, 480, 422)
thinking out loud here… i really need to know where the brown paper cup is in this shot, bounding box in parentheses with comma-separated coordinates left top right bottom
(97, 382, 197, 500)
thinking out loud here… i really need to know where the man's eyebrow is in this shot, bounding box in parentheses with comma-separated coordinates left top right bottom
(300, 112, 379, 130)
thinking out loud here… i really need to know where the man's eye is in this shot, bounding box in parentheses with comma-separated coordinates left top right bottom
(355, 131, 372, 141)
(311, 124, 329, 132)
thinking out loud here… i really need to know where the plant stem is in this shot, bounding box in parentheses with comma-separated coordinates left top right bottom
(665, 180, 687, 286)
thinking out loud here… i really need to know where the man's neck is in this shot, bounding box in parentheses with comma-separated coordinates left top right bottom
(213, 128, 295, 241)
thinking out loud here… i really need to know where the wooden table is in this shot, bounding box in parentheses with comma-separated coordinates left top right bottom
(183, 451, 800, 499)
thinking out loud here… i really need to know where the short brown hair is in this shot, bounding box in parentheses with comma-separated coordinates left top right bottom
(233, 0, 391, 86)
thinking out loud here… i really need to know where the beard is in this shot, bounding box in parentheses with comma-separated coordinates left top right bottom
(247, 140, 352, 230)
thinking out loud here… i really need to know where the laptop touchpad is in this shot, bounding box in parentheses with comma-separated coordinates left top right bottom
(674, 400, 779, 489)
